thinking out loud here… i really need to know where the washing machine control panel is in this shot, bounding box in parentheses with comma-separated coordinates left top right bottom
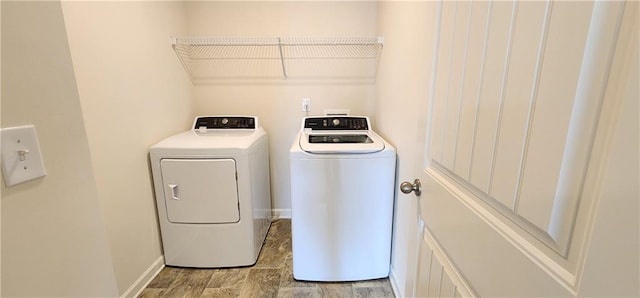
(304, 117, 369, 130)
(194, 116, 256, 130)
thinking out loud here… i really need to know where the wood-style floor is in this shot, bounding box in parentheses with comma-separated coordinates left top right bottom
(139, 219, 395, 298)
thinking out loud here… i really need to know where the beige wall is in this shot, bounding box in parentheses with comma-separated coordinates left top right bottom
(375, 1, 435, 296)
(1, 1, 435, 296)
(186, 1, 379, 214)
(1, 1, 118, 296)
(61, 1, 193, 294)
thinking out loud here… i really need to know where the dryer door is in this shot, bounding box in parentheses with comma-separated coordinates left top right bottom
(160, 158, 240, 224)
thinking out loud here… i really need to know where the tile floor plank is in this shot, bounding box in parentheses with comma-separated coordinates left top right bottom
(138, 288, 164, 298)
(206, 268, 249, 289)
(147, 266, 183, 288)
(162, 268, 214, 297)
(276, 286, 323, 298)
(353, 286, 394, 298)
(238, 268, 281, 298)
(140, 220, 394, 298)
(316, 283, 354, 298)
(200, 288, 236, 298)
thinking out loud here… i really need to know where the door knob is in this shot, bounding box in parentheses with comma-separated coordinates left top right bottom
(400, 179, 422, 196)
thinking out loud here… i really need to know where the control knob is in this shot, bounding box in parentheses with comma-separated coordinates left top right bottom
(221, 118, 229, 125)
(332, 118, 341, 126)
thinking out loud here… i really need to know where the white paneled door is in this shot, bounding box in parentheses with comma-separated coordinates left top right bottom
(408, 1, 638, 297)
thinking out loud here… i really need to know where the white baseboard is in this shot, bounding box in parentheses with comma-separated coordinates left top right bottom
(389, 265, 402, 298)
(121, 255, 165, 298)
(272, 209, 291, 219)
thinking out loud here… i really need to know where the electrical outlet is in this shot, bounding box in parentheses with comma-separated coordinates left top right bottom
(302, 98, 311, 112)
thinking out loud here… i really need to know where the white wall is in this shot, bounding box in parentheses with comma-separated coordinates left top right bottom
(374, 2, 435, 296)
(185, 1, 379, 215)
(1, 2, 119, 296)
(61, 2, 193, 294)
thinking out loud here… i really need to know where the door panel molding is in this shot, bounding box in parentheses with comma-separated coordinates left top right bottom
(426, 165, 576, 291)
(425, 1, 625, 294)
(511, 0, 552, 215)
(547, 1, 626, 254)
(427, 0, 624, 258)
(418, 0, 635, 296)
(417, 218, 477, 297)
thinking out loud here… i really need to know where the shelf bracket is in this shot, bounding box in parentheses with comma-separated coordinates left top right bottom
(277, 37, 288, 78)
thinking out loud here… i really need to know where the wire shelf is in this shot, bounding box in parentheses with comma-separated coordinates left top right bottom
(171, 36, 384, 84)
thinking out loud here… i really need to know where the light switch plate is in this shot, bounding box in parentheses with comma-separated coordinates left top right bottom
(1, 125, 46, 186)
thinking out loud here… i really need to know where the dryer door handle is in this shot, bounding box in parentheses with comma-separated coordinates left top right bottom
(168, 184, 180, 200)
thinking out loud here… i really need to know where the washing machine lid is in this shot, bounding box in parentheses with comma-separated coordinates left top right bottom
(298, 116, 385, 154)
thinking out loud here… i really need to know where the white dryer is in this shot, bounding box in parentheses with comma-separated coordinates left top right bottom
(290, 116, 396, 281)
(150, 116, 271, 268)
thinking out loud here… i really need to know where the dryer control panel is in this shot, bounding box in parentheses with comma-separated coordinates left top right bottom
(304, 116, 369, 131)
(193, 116, 256, 130)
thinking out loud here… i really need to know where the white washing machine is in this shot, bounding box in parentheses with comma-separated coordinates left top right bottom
(290, 116, 396, 281)
(150, 116, 271, 268)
